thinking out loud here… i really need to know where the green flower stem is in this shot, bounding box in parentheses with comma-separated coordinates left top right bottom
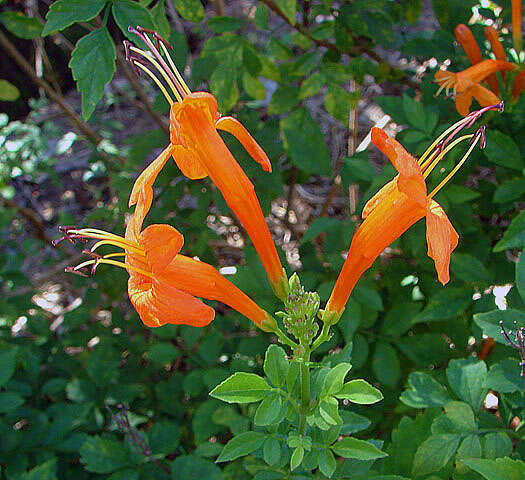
(311, 322, 330, 351)
(274, 328, 297, 348)
(298, 351, 311, 435)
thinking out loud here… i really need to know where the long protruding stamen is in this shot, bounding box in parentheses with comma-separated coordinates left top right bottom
(128, 45, 181, 103)
(127, 55, 176, 105)
(428, 126, 485, 198)
(72, 257, 153, 278)
(158, 41, 191, 95)
(422, 134, 473, 177)
(128, 26, 188, 99)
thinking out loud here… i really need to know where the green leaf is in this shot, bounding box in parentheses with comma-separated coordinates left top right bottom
(19, 459, 57, 480)
(431, 401, 477, 434)
(493, 210, 525, 251)
(340, 151, 376, 186)
(216, 431, 265, 462)
(299, 71, 325, 99)
(280, 107, 331, 175)
(171, 455, 221, 480)
(322, 362, 352, 396)
(263, 344, 289, 388)
(372, 342, 401, 388)
(301, 217, 341, 244)
(112, 0, 155, 44)
(402, 94, 426, 129)
(0, 80, 19, 102)
(336, 379, 383, 404)
(332, 437, 388, 460)
(318, 448, 336, 478)
(263, 437, 281, 466)
(493, 179, 525, 203)
(172, 0, 204, 22)
(451, 253, 491, 284)
(69, 28, 116, 120)
(473, 309, 525, 345)
(42, 0, 107, 36)
(79, 436, 131, 474)
(446, 359, 487, 410)
(146, 342, 180, 365)
(482, 433, 513, 460)
(414, 287, 472, 323)
(151, 0, 170, 39)
(210, 60, 239, 112)
(254, 394, 283, 425)
(319, 397, 342, 425)
(325, 84, 359, 125)
(0, 348, 17, 386)
(400, 372, 450, 408)
(0, 392, 24, 413)
(460, 457, 525, 480)
(208, 16, 244, 33)
(518, 252, 525, 301)
(445, 184, 481, 204)
(485, 358, 523, 393)
(0, 12, 43, 39)
(290, 446, 304, 470)
(209, 372, 270, 403)
(412, 434, 460, 476)
(456, 434, 482, 474)
(242, 72, 266, 100)
(275, 0, 296, 26)
(147, 421, 181, 455)
(340, 411, 371, 435)
(484, 130, 524, 170)
(268, 86, 301, 115)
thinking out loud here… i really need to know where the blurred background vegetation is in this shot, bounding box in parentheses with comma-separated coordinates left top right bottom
(0, 0, 524, 478)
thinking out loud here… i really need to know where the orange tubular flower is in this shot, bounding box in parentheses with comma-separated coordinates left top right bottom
(513, 70, 525, 99)
(454, 24, 483, 65)
(435, 59, 516, 115)
(123, 26, 288, 300)
(323, 104, 501, 323)
(512, 0, 523, 54)
(54, 146, 277, 332)
(484, 26, 508, 93)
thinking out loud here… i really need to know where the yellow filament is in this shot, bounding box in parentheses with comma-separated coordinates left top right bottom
(418, 115, 476, 166)
(74, 258, 153, 278)
(130, 46, 182, 103)
(133, 62, 177, 105)
(90, 240, 145, 257)
(422, 135, 473, 178)
(428, 135, 481, 198)
(159, 42, 191, 95)
(69, 229, 141, 250)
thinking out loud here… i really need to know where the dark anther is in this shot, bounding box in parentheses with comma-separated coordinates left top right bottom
(497, 100, 505, 112)
(471, 125, 486, 149)
(52, 226, 84, 247)
(64, 266, 88, 277)
(123, 40, 132, 61)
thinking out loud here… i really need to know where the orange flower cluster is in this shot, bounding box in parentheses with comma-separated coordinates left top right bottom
(435, 2, 523, 116)
(54, 26, 498, 335)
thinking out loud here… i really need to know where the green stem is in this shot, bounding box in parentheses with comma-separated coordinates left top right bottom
(311, 322, 330, 351)
(298, 352, 310, 435)
(274, 328, 297, 348)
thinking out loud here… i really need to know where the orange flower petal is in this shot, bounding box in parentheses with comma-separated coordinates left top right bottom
(172, 145, 208, 179)
(371, 127, 427, 206)
(513, 70, 525, 100)
(362, 177, 397, 219)
(215, 116, 272, 172)
(129, 144, 175, 208)
(455, 91, 473, 116)
(470, 83, 501, 108)
(128, 276, 215, 328)
(140, 224, 184, 276)
(455, 24, 483, 65)
(426, 200, 459, 285)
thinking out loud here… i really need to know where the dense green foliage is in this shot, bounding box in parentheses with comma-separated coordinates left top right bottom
(1, 0, 524, 479)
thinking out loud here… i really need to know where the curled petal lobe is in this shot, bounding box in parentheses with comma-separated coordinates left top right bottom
(129, 144, 175, 208)
(455, 92, 474, 116)
(454, 24, 482, 65)
(470, 83, 501, 108)
(128, 276, 215, 328)
(172, 145, 208, 179)
(140, 224, 183, 275)
(426, 200, 459, 285)
(215, 116, 272, 172)
(370, 127, 427, 207)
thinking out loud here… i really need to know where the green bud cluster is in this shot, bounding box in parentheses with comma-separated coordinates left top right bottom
(276, 273, 320, 346)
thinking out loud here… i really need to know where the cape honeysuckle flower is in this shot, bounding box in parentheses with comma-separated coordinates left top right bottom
(513, 70, 525, 99)
(123, 26, 288, 300)
(322, 103, 502, 324)
(435, 59, 515, 115)
(512, 0, 523, 54)
(53, 146, 277, 332)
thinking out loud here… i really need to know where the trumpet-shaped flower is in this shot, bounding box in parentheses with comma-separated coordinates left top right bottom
(323, 104, 501, 323)
(124, 26, 287, 300)
(512, 0, 522, 53)
(435, 59, 515, 115)
(54, 146, 277, 332)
